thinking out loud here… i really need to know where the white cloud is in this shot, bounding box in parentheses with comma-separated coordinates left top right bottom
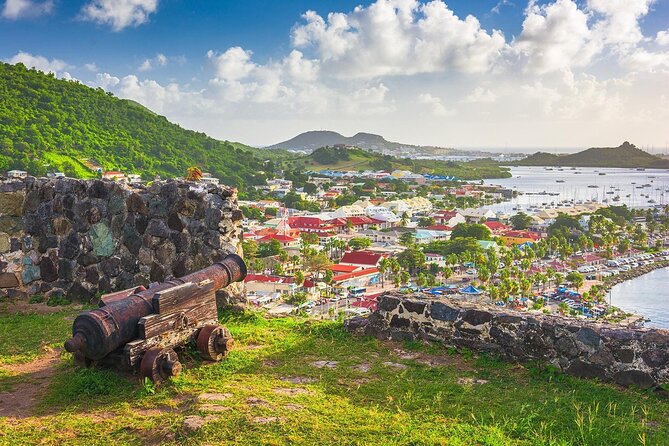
(207, 47, 256, 81)
(156, 53, 167, 66)
(463, 87, 497, 103)
(94, 72, 120, 89)
(138, 59, 152, 72)
(513, 0, 601, 74)
(418, 93, 454, 116)
(1, 0, 53, 19)
(80, 0, 158, 31)
(5, 51, 69, 75)
(656, 30, 669, 46)
(84, 62, 99, 72)
(587, 0, 654, 47)
(491, 0, 514, 15)
(292, 0, 506, 78)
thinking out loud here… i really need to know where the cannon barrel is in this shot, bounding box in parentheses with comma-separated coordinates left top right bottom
(64, 253, 246, 361)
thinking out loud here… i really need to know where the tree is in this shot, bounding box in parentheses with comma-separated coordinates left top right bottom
(258, 239, 282, 257)
(398, 231, 416, 247)
(400, 270, 411, 286)
(418, 216, 436, 227)
(348, 237, 372, 250)
(303, 250, 332, 276)
(396, 248, 425, 275)
(242, 239, 258, 259)
(415, 273, 427, 288)
(566, 271, 584, 291)
(272, 263, 284, 275)
(510, 212, 532, 230)
(294, 270, 305, 287)
(451, 223, 492, 240)
(286, 291, 308, 306)
(441, 267, 453, 281)
(300, 232, 320, 246)
(378, 258, 389, 288)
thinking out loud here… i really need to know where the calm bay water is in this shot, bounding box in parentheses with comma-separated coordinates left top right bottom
(483, 166, 669, 213)
(609, 268, 669, 329)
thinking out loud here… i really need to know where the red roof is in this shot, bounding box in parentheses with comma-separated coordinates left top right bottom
(329, 264, 361, 273)
(258, 234, 298, 243)
(351, 299, 378, 310)
(432, 210, 458, 218)
(244, 274, 294, 284)
(327, 216, 384, 227)
(426, 225, 453, 232)
(333, 267, 379, 282)
(502, 230, 541, 241)
(340, 250, 385, 266)
(483, 221, 509, 231)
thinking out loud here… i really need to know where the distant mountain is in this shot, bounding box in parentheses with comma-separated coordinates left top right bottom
(266, 130, 416, 152)
(512, 142, 669, 169)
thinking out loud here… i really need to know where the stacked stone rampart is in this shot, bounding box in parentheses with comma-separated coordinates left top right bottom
(0, 177, 244, 303)
(347, 292, 669, 388)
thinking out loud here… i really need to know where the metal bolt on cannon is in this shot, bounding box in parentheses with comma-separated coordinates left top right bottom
(64, 253, 247, 384)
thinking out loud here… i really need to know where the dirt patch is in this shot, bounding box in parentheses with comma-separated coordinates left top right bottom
(246, 397, 272, 408)
(198, 392, 232, 402)
(280, 376, 318, 384)
(283, 403, 303, 411)
(457, 377, 488, 386)
(252, 416, 283, 424)
(238, 344, 266, 351)
(0, 348, 62, 418)
(311, 360, 338, 369)
(352, 363, 371, 373)
(263, 359, 281, 368)
(272, 387, 312, 396)
(383, 361, 408, 370)
(183, 415, 217, 433)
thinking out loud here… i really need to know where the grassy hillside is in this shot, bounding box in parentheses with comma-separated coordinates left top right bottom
(0, 62, 272, 188)
(287, 146, 511, 180)
(1, 307, 667, 444)
(512, 142, 669, 168)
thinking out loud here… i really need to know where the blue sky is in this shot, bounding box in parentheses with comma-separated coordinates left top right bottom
(1, 0, 668, 149)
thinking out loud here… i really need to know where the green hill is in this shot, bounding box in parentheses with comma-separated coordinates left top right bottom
(512, 142, 669, 168)
(285, 146, 511, 180)
(0, 62, 273, 188)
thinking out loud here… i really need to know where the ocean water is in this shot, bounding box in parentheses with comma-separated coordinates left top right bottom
(609, 268, 669, 329)
(483, 166, 669, 212)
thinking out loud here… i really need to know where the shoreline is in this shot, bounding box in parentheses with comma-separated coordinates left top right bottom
(600, 260, 669, 294)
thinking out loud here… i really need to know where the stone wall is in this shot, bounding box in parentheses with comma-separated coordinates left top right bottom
(0, 177, 244, 303)
(347, 292, 669, 388)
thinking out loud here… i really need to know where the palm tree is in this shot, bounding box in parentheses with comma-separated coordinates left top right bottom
(378, 258, 389, 288)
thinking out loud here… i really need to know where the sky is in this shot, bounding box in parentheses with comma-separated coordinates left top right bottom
(1, 0, 668, 151)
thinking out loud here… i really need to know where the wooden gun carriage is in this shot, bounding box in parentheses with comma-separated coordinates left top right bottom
(64, 254, 246, 383)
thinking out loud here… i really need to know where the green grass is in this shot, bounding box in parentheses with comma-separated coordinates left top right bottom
(41, 152, 96, 179)
(0, 311, 73, 365)
(0, 309, 667, 445)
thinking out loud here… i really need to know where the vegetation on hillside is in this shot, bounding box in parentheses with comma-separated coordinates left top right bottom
(1, 308, 668, 445)
(285, 146, 511, 180)
(510, 142, 669, 168)
(0, 62, 273, 188)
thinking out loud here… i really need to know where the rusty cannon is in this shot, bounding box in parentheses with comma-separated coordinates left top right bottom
(64, 254, 247, 383)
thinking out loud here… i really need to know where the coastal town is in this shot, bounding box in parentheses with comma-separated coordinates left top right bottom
(226, 165, 669, 325)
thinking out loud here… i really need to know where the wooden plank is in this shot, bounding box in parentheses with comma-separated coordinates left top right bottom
(152, 280, 216, 314)
(138, 293, 217, 339)
(124, 317, 219, 367)
(100, 286, 142, 307)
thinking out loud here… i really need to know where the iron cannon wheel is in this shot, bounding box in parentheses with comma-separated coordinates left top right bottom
(196, 325, 234, 361)
(139, 347, 182, 384)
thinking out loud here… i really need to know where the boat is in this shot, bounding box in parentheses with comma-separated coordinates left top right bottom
(556, 180, 565, 183)
(612, 196, 621, 201)
(598, 172, 606, 176)
(637, 168, 646, 171)
(587, 185, 599, 188)
(574, 171, 582, 174)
